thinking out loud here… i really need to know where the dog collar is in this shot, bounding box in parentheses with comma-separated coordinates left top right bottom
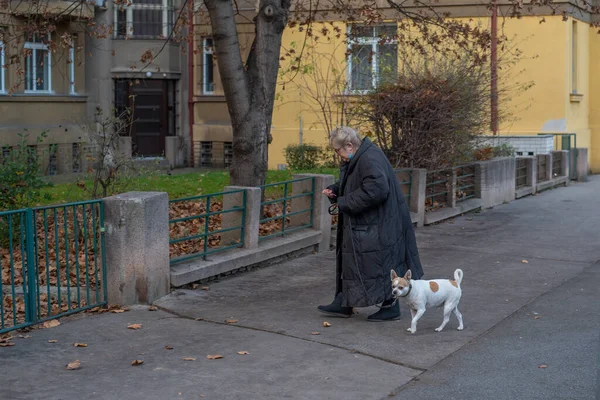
(399, 283, 412, 297)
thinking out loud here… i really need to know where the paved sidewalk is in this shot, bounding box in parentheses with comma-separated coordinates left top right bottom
(1, 177, 599, 400)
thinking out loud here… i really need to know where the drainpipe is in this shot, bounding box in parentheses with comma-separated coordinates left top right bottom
(188, 4, 195, 166)
(491, 0, 499, 135)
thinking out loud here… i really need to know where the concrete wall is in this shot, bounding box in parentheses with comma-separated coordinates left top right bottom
(476, 135, 555, 156)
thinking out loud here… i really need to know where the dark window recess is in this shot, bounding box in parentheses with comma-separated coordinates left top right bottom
(516, 152, 523, 156)
(47, 145, 57, 175)
(224, 142, 233, 168)
(200, 141, 213, 167)
(116, 9, 127, 37)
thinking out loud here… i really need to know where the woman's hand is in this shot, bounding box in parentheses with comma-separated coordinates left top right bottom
(322, 189, 336, 199)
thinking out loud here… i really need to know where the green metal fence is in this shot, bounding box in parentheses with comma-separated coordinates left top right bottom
(259, 177, 315, 240)
(552, 152, 563, 177)
(394, 169, 413, 209)
(426, 168, 452, 212)
(455, 164, 476, 203)
(538, 133, 577, 180)
(169, 189, 246, 264)
(537, 155, 548, 182)
(516, 158, 528, 189)
(1, 200, 107, 334)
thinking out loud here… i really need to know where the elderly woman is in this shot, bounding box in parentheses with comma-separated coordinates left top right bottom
(318, 127, 424, 321)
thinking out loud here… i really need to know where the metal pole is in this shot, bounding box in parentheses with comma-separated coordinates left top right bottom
(491, 0, 499, 135)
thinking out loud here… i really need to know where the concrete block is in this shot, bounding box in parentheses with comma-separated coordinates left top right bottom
(103, 191, 170, 305)
(475, 157, 516, 209)
(292, 174, 334, 252)
(424, 198, 482, 225)
(222, 186, 261, 250)
(448, 169, 458, 208)
(576, 148, 589, 182)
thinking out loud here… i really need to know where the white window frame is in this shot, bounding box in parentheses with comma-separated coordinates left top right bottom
(24, 33, 52, 94)
(114, 0, 173, 39)
(203, 38, 214, 95)
(69, 35, 77, 95)
(0, 40, 5, 94)
(346, 25, 397, 94)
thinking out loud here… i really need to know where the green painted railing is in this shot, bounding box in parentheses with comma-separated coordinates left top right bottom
(425, 168, 451, 212)
(455, 164, 476, 203)
(169, 189, 246, 264)
(259, 177, 315, 240)
(1, 200, 107, 334)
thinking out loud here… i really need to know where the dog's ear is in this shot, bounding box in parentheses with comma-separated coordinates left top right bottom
(404, 270, 412, 280)
(390, 270, 398, 280)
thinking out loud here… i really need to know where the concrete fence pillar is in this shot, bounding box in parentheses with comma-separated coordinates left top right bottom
(291, 174, 334, 252)
(409, 168, 426, 227)
(222, 186, 261, 250)
(103, 191, 170, 305)
(447, 169, 458, 208)
(575, 148, 589, 182)
(475, 157, 516, 208)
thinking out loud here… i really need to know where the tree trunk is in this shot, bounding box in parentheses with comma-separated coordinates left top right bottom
(204, 0, 290, 187)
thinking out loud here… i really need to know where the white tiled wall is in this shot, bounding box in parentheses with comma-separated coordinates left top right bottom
(476, 135, 554, 156)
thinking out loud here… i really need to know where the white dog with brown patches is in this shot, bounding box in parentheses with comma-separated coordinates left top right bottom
(391, 269, 464, 334)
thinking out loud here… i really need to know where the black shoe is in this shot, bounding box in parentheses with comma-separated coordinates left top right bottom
(317, 293, 353, 318)
(367, 299, 400, 322)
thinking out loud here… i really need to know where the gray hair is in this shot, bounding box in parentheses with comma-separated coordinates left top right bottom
(329, 126, 362, 149)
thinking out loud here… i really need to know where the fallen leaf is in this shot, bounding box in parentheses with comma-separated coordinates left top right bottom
(131, 359, 144, 366)
(237, 351, 249, 355)
(311, 332, 321, 335)
(148, 306, 158, 311)
(41, 320, 60, 329)
(66, 360, 81, 370)
(127, 324, 142, 330)
(522, 260, 529, 264)
(534, 316, 540, 320)
(165, 345, 174, 350)
(48, 340, 58, 343)
(0, 342, 15, 347)
(539, 364, 548, 369)
(201, 287, 210, 291)
(73, 343, 88, 347)
(192, 283, 200, 289)
(225, 319, 238, 324)
(195, 318, 204, 321)
(323, 322, 332, 327)
(111, 309, 126, 313)
(183, 357, 197, 361)
(206, 354, 223, 360)
(18, 335, 31, 339)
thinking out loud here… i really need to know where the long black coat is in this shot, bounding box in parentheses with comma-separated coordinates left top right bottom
(329, 138, 424, 308)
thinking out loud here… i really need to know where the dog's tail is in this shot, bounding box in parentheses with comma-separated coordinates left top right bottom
(454, 269, 464, 288)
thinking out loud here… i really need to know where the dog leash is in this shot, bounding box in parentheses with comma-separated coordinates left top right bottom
(328, 203, 397, 309)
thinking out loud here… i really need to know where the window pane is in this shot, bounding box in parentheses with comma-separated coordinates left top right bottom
(134, 0, 162, 4)
(350, 45, 373, 91)
(132, 9, 163, 38)
(116, 9, 128, 37)
(349, 25, 373, 39)
(375, 25, 397, 38)
(204, 51, 214, 92)
(36, 49, 49, 91)
(378, 43, 398, 85)
(25, 51, 33, 91)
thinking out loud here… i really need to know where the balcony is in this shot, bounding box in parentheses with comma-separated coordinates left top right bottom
(8, 0, 95, 19)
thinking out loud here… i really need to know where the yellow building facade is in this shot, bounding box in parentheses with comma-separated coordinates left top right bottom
(192, 6, 600, 173)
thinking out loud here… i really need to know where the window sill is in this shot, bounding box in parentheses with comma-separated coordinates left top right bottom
(570, 93, 584, 102)
(193, 95, 226, 102)
(0, 94, 87, 102)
